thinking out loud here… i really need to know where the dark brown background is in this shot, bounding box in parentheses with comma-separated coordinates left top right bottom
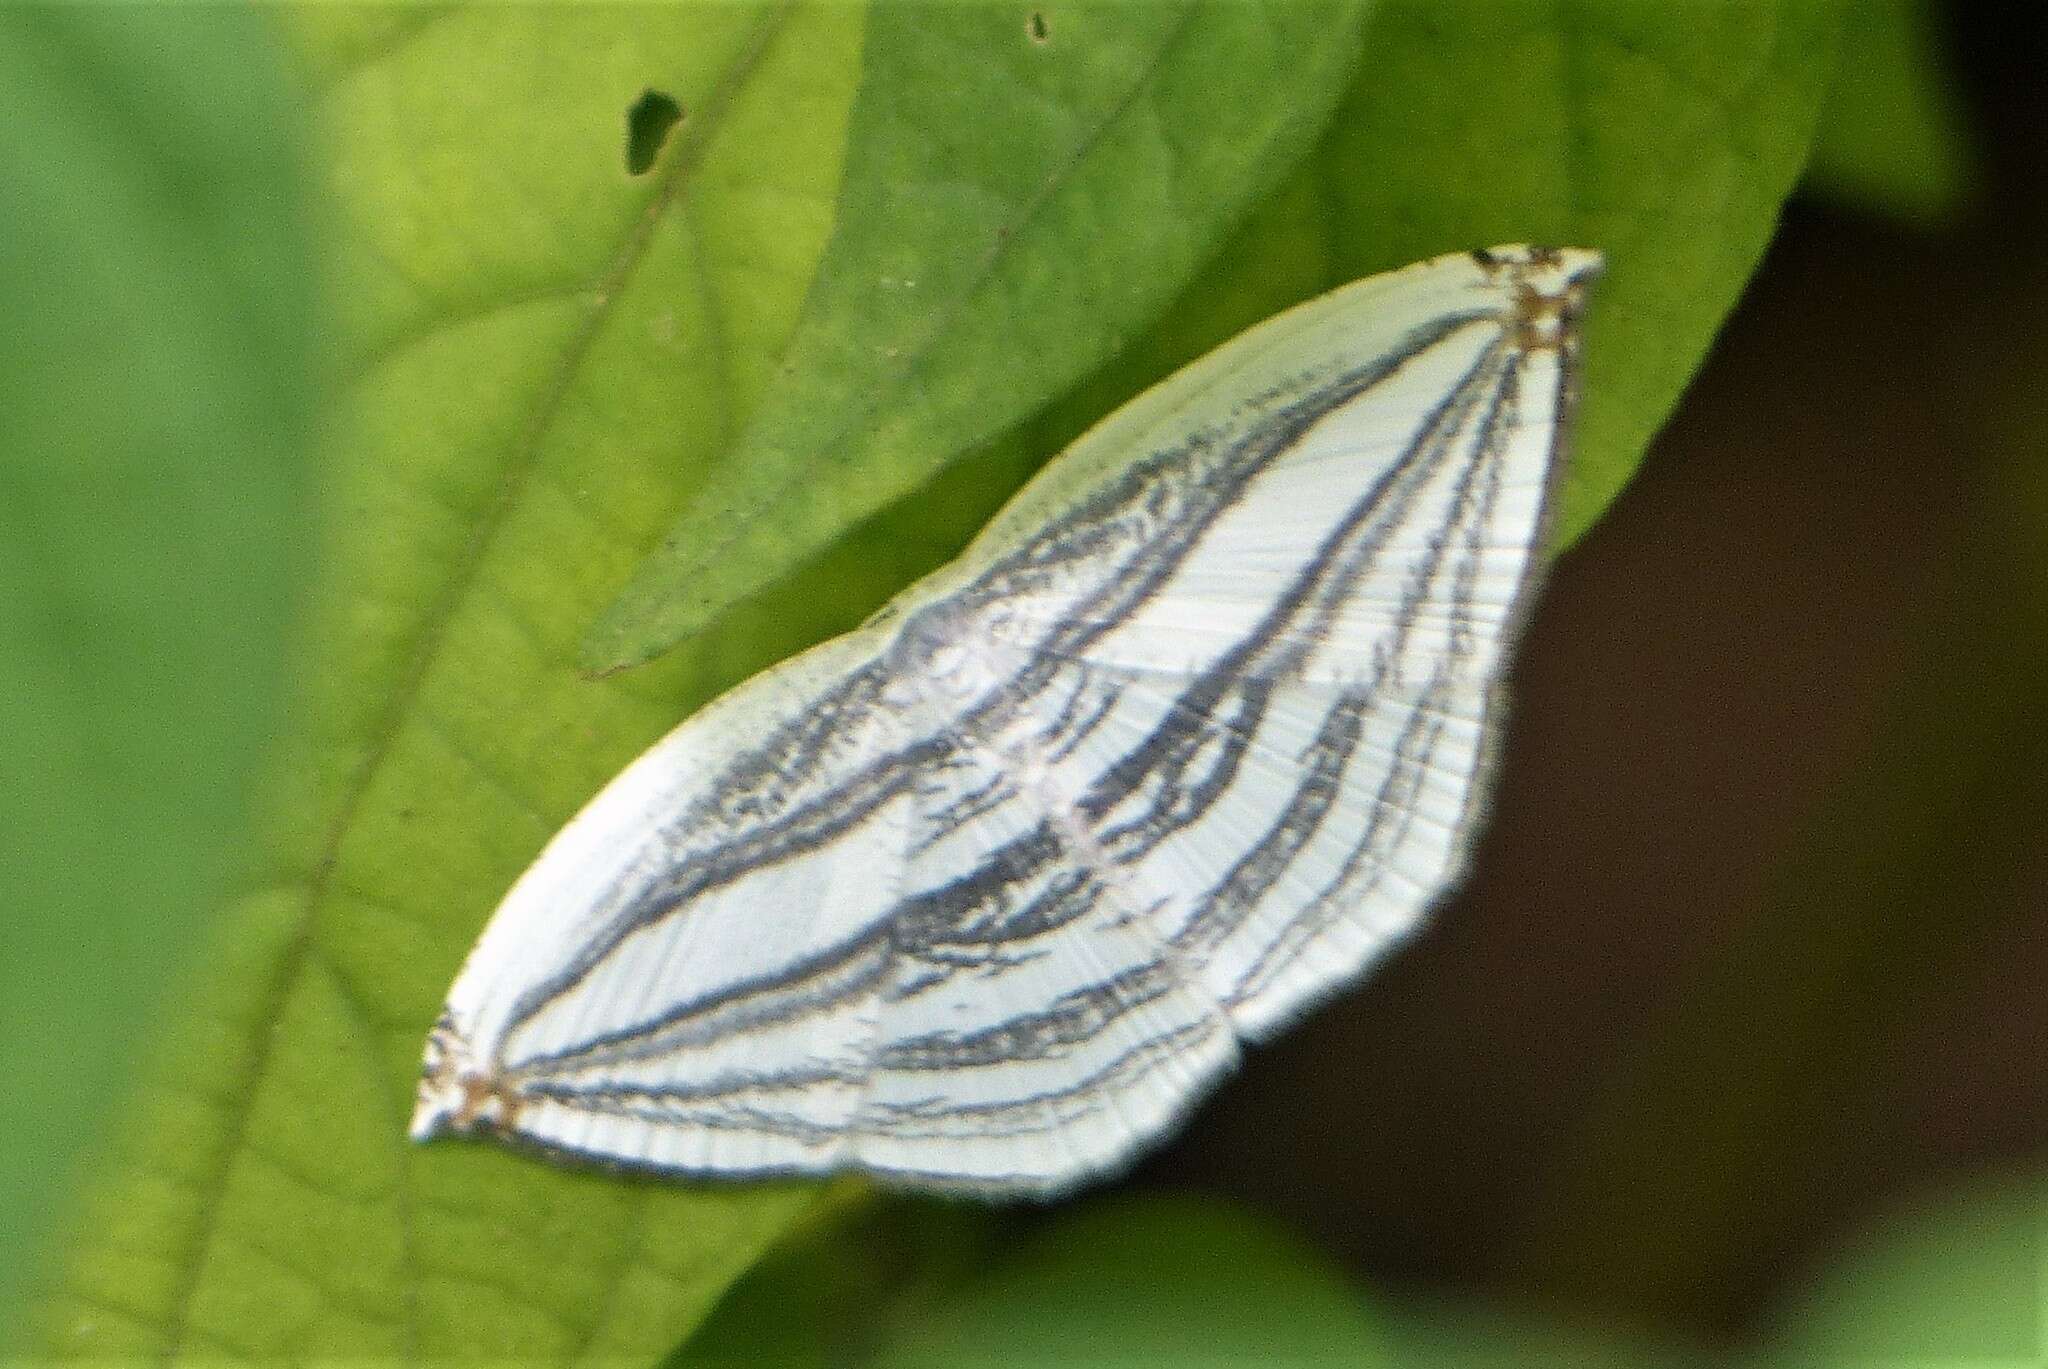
(1133, 2, 2048, 1338)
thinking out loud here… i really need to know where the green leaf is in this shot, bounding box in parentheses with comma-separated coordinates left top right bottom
(583, 0, 1373, 672)
(594, 0, 1850, 675)
(1760, 1172, 2048, 1365)
(1804, 0, 1972, 225)
(986, 0, 1854, 600)
(19, 6, 1002, 1363)
(858, 1197, 1390, 1369)
(678, 1195, 999, 1369)
(1023, 0, 1853, 561)
(0, 2, 315, 1327)
(1320, 0, 1850, 551)
(686, 1200, 1687, 1369)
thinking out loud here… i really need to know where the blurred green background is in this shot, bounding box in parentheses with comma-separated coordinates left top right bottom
(3, 1, 2043, 1366)
(0, 0, 316, 1335)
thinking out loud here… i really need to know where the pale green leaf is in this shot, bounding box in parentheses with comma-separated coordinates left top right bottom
(22, 6, 960, 1363)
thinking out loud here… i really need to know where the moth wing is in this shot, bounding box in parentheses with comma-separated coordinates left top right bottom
(842, 736, 1236, 1191)
(1029, 658, 1496, 1039)
(415, 632, 924, 1178)
(415, 246, 1595, 1191)
(985, 246, 1583, 1036)
(994, 249, 1576, 686)
(416, 630, 1234, 1193)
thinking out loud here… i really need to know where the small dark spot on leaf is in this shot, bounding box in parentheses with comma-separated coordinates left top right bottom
(1027, 10, 1050, 44)
(624, 88, 684, 176)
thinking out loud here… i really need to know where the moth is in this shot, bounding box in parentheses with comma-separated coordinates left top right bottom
(412, 245, 1601, 1194)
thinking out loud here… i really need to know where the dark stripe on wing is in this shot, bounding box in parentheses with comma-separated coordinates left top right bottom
(494, 308, 1511, 1086)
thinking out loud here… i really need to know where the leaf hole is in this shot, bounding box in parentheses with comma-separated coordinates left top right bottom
(624, 88, 684, 176)
(1027, 10, 1050, 44)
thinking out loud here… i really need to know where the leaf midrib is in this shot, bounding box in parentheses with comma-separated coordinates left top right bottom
(152, 6, 799, 1361)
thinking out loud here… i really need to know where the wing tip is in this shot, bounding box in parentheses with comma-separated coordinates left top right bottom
(1465, 245, 1603, 355)
(410, 1012, 515, 1143)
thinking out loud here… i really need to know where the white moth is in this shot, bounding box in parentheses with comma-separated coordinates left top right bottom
(412, 245, 1601, 1194)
